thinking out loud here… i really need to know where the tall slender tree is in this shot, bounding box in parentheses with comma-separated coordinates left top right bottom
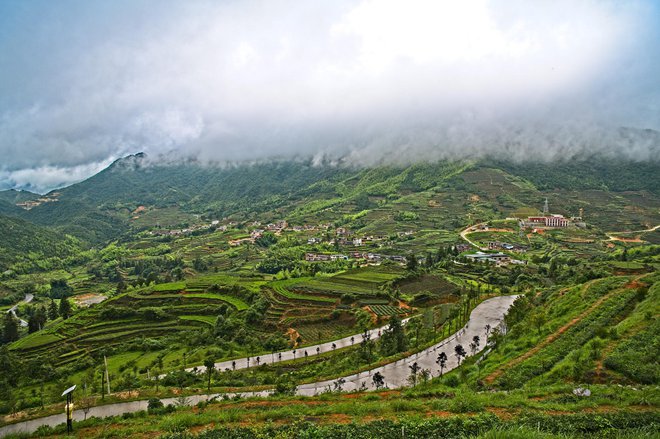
(203, 358, 215, 392)
(58, 298, 72, 320)
(2, 313, 19, 343)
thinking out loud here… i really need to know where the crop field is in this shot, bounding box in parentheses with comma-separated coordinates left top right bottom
(482, 275, 647, 389)
(269, 279, 337, 303)
(369, 304, 407, 316)
(294, 319, 358, 343)
(397, 274, 459, 296)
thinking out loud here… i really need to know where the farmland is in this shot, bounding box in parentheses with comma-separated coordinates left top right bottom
(0, 159, 658, 437)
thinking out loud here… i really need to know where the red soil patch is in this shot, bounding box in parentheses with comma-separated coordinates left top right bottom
(322, 413, 352, 424)
(624, 280, 647, 290)
(425, 410, 453, 418)
(486, 407, 516, 420)
(286, 328, 301, 346)
(610, 236, 644, 243)
(363, 306, 379, 324)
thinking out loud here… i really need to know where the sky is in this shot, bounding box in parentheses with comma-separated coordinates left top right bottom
(0, 0, 659, 193)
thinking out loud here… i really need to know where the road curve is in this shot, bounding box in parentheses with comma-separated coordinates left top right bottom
(6, 293, 33, 328)
(296, 295, 517, 394)
(0, 295, 517, 438)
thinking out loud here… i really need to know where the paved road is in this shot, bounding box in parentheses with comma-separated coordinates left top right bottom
(0, 295, 517, 438)
(182, 316, 415, 376)
(296, 295, 517, 394)
(6, 293, 33, 328)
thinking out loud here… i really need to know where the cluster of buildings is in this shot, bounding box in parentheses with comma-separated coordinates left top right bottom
(465, 252, 525, 266)
(150, 220, 228, 237)
(487, 241, 527, 252)
(521, 199, 586, 229)
(16, 192, 61, 210)
(305, 252, 407, 264)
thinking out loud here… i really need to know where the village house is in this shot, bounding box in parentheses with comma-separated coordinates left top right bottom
(305, 253, 331, 262)
(266, 220, 288, 231)
(465, 252, 510, 264)
(331, 254, 349, 261)
(454, 243, 471, 253)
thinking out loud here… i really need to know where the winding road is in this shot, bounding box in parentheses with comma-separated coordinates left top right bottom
(6, 293, 33, 328)
(0, 295, 517, 438)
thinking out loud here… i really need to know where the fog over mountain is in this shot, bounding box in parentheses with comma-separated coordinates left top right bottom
(1, 0, 659, 192)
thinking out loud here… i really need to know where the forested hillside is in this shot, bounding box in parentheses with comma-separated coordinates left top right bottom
(0, 214, 81, 273)
(6, 154, 659, 246)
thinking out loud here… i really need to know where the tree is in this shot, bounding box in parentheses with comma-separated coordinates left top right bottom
(333, 377, 346, 392)
(454, 344, 467, 365)
(436, 352, 448, 376)
(419, 368, 431, 385)
(470, 335, 480, 356)
(28, 306, 47, 333)
(48, 300, 59, 320)
(408, 362, 421, 386)
(406, 254, 418, 271)
(203, 358, 215, 392)
(2, 313, 19, 343)
(274, 374, 297, 396)
(116, 280, 127, 295)
(379, 314, 408, 356)
(372, 371, 385, 389)
(531, 310, 546, 335)
(49, 279, 73, 299)
(58, 298, 72, 320)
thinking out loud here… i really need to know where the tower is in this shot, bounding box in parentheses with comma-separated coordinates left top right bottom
(543, 198, 549, 216)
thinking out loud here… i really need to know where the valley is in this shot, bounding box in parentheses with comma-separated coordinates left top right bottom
(0, 158, 658, 438)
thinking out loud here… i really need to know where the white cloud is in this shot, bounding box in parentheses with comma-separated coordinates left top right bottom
(0, 0, 658, 191)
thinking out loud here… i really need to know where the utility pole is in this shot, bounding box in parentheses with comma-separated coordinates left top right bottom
(61, 385, 76, 434)
(104, 355, 111, 395)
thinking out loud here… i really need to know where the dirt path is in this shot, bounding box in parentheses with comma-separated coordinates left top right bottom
(459, 223, 487, 250)
(605, 224, 659, 242)
(484, 274, 650, 385)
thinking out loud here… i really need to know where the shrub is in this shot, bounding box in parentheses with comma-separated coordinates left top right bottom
(148, 398, 164, 411)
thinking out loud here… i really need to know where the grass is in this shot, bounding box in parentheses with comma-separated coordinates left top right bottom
(179, 315, 217, 326)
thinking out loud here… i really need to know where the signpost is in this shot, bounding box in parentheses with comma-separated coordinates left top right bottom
(61, 385, 76, 433)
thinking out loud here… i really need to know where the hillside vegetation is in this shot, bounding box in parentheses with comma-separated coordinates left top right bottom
(0, 156, 658, 438)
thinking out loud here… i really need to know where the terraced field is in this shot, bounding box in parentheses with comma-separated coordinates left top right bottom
(261, 267, 404, 330)
(8, 280, 254, 366)
(369, 304, 407, 316)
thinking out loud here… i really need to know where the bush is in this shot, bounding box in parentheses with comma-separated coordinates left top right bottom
(148, 398, 164, 411)
(444, 375, 461, 388)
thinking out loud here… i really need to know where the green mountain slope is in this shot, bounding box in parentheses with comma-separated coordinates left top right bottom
(0, 214, 81, 273)
(16, 154, 660, 245)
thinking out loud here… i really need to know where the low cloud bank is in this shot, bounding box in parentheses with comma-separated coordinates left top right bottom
(0, 0, 658, 192)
